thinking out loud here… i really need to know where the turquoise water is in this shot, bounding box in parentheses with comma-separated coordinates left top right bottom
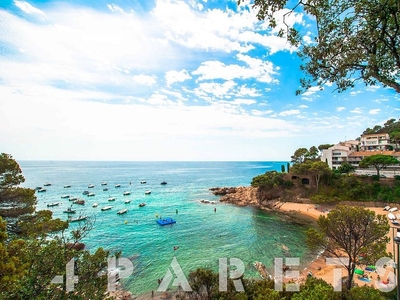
(20, 161, 314, 295)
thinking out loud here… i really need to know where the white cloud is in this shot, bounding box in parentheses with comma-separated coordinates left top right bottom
(165, 70, 192, 86)
(302, 86, 322, 97)
(369, 109, 381, 115)
(350, 90, 362, 96)
(336, 106, 346, 112)
(350, 107, 362, 114)
(298, 105, 308, 109)
(366, 85, 380, 92)
(133, 75, 157, 86)
(14, 0, 46, 16)
(279, 109, 300, 116)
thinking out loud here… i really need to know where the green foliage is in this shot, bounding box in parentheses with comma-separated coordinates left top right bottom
(291, 277, 341, 300)
(0, 153, 25, 189)
(251, 171, 293, 189)
(337, 162, 356, 174)
(347, 285, 387, 300)
(307, 205, 390, 290)
(239, 0, 400, 94)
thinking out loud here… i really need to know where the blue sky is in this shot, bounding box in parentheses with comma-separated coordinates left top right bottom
(0, 0, 399, 161)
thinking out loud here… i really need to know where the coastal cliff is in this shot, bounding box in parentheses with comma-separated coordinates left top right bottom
(210, 186, 310, 209)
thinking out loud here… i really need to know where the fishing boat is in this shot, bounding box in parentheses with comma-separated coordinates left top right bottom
(101, 182, 107, 185)
(73, 199, 85, 205)
(145, 190, 151, 195)
(124, 200, 131, 204)
(123, 191, 131, 196)
(47, 202, 60, 207)
(101, 206, 113, 211)
(138, 203, 146, 207)
(61, 195, 70, 199)
(63, 207, 76, 214)
(88, 184, 95, 188)
(117, 209, 128, 215)
(87, 193, 95, 197)
(64, 185, 71, 188)
(108, 197, 116, 201)
(69, 215, 88, 222)
(115, 184, 121, 188)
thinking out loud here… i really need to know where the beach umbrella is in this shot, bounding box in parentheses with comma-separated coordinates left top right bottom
(355, 269, 364, 275)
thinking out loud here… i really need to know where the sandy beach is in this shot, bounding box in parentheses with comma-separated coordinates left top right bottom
(278, 202, 396, 288)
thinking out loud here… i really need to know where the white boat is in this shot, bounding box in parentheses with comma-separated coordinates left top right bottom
(73, 199, 85, 205)
(115, 184, 121, 188)
(64, 185, 71, 188)
(101, 182, 107, 185)
(138, 203, 146, 207)
(124, 200, 131, 204)
(145, 190, 151, 195)
(69, 215, 88, 222)
(63, 207, 76, 214)
(61, 195, 70, 198)
(123, 191, 131, 196)
(44, 182, 52, 186)
(389, 207, 398, 212)
(388, 213, 396, 220)
(82, 191, 90, 195)
(117, 209, 128, 215)
(87, 193, 95, 197)
(101, 206, 113, 211)
(92, 203, 98, 207)
(108, 197, 116, 201)
(69, 197, 78, 201)
(140, 180, 146, 184)
(37, 188, 47, 193)
(88, 184, 95, 188)
(384, 206, 391, 211)
(47, 202, 60, 207)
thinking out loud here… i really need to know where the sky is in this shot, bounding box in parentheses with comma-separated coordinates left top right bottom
(0, 0, 399, 161)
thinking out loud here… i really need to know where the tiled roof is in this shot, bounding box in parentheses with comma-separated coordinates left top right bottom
(349, 150, 398, 157)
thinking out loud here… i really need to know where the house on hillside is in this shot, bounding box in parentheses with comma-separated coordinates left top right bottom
(321, 140, 359, 170)
(360, 133, 393, 151)
(348, 150, 400, 176)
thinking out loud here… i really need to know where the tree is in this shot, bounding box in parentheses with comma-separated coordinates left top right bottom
(306, 205, 390, 291)
(240, 0, 400, 94)
(291, 277, 341, 300)
(188, 268, 219, 300)
(337, 162, 356, 174)
(359, 154, 399, 177)
(291, 148, 309, 164)
(0, 153, 37, 233)
(291, 161, 331, 190)
(318, 144, 334, 151)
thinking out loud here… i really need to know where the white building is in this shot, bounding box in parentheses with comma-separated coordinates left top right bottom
(321, 140, 359, 169)
(360, 133, 392, 151)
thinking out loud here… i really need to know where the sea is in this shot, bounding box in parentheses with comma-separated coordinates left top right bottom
(19, 161, 315, 295)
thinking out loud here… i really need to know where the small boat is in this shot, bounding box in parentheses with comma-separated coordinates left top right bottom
(69, 197, 78, 201)
(160, 181, 167, 185)
(47, 202, 60, 207)
(64, 185, 71, 188)
(389, 207, 398, 212)
(384, 206, 391, 211)
(44, 182, 51, 186)
(37, 188, 47, 193)
(92, 203, 98, 207)
(108, 197, 116, 201)
(61, 195, 70, 199)
(101, 182, 107, 185)
(88, 184, 95, 188)
(140, 180, 146, 184)
(73, 199, 85, 205)
(123, 191, 131, 196)
(200, 199, 210, 204)
(63, 207, 76, 214)
(388, 213, 396, 220)
(157, 217, 176, 226)
(69, 215, 88, 222)
(117, 209, 128, 215)
(124, 200, 131, 204)
(82, 191, 90, 195)
(87, 193, 95, 197)
(101, 206, 113, 211)
(115, 184, 121, 188)
(138, 203, 146, 207)
(35, 186, 42, 190)
(103, 188, 109, 191)
(145, 190, 151, 195)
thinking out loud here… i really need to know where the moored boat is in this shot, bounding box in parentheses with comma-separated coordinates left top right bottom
(115, 184, 121, 188)
(44, 182, 51, 186)
(88, 184, 95, 188)
(117, 209, 128, 215)
(69, 215, 88, 222)
(61, 195, 70, 199)
(123, 191, 131, 196)
(92, 203, 98, 207)
(160, 181, 167, 185)
(101, 182, 107, 185)
(63, 207, 76, 214)
(82, 191, 90, 195)
(124, 200, 131, 204)
(64, 185, 71, 188)
(108, 197, 116, 201)
(37, 188, 47, 193)
(103, 188, 109, 191)
(101, 206, 113, 211)
(139, 203, 146, 207)
(69, 197, 78, 201)
(73, 199, 85, 205)
(145, 190, 151, 195)
(87, 193, 95, 197)
(47, 202, 60, 207)
(140, 180, 146, 184)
